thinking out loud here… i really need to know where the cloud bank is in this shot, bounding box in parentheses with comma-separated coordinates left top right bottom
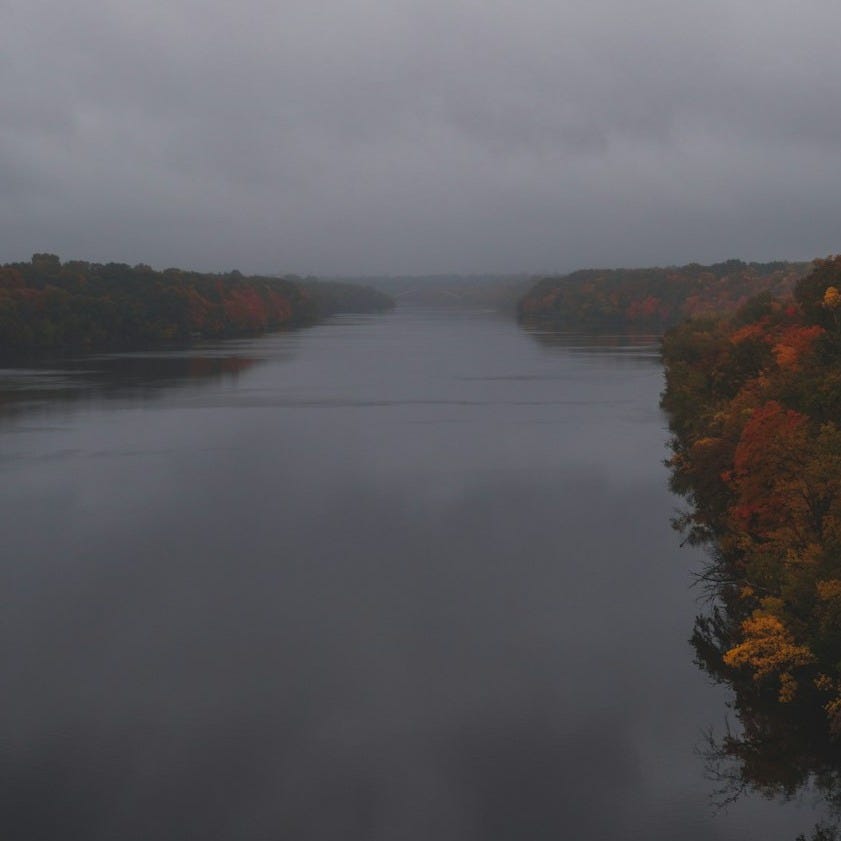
(3, 0, 841, 274)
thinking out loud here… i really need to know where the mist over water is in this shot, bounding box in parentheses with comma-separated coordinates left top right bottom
(0, 310, 820, 839)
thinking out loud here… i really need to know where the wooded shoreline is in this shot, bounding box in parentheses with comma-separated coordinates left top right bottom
(0, 254, 393, 356)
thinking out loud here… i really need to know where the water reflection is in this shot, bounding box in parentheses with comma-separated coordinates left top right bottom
(521, 326, 662, 364)
(692, 605, 841, 840)
(668, 473, 841, 837)
(1, 310, 823, 839)
(526, 322, 841, 839)
(0, 343, 271, 421)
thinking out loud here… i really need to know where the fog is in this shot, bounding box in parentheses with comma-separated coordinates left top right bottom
(3, 0, 841, 274)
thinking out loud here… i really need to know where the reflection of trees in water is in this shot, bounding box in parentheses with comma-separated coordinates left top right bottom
(689, 562, 841, 840)
(519, 326, 662, 364)
(0, 350, 261, 420)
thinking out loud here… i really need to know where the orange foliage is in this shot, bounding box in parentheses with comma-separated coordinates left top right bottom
(772, 324, 824, 369)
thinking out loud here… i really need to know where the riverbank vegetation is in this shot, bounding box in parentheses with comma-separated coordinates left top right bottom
(0, 254, 393, 354)
(661, 257, 841, 816)
(519, 260, 807, 331)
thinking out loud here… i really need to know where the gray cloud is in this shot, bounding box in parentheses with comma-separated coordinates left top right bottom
(3, 0, 841, 274)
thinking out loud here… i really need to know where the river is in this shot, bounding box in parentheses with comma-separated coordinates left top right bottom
(0, 308, 821, 839)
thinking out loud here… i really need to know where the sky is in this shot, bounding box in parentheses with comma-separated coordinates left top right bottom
(3, 0, 841, 276)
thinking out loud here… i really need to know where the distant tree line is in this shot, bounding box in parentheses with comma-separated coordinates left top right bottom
(335, 274, 533, 311)
(0, 254, 392, 354)
(299, 279, 396, 316)
(518, 260, 808, 331)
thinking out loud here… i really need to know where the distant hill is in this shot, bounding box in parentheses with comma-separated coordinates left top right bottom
(333, 274, 534, 312)
(518, 260, 809, 332)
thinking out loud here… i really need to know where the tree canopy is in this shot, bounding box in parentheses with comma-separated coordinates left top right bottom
(0, 255, 392, 354)
(518, 260, 808, 332)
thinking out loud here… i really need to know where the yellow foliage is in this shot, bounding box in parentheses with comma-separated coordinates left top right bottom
(724, 612, 815, 702)
(759, 596, 785, 615)
(816, 673, 835, 692)
(824, 286, 841, 309)
(691, 436, 720, 450)
(779, 672, 798, 703)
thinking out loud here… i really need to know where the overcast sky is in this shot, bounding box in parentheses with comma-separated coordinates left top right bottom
(3, 0, 841, 275)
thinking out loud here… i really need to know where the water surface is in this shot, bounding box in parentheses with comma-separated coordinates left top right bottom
(0, 309, 820, 839)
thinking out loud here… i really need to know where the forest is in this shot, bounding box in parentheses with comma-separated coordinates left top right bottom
(518, 260, 808, 331)
(661, 257, 841, 821)
(0, 254, 393, 354)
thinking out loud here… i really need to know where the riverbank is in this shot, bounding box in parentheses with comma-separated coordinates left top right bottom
(0, 254, 393, 356)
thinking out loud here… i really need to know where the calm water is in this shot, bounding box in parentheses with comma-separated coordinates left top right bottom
(0, 309, 820, 839)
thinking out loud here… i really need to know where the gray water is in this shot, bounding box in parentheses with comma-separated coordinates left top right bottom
(0, 309, 819, 839)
